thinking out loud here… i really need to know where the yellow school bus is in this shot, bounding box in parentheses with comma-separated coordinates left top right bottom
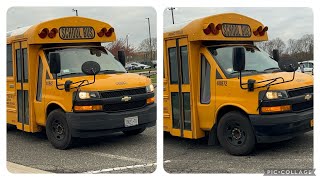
(163, 13, 313, 155)
(6, 16, 156, 149)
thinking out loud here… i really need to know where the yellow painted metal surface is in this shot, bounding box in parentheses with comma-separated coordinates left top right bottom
(163, 13, 313, 140)
(7, 16, 115, 44)
(164, 13, 268, 42)
(7, 16, 152, 133)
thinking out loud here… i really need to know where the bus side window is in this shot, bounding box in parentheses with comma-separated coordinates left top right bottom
(36, 57, 43, 101)
(16, 49, 22, 82)
(200, 55, 211, 104)
(169, 47, 178, 84)
(7, 44, 13, 76)
(180, 46, 189, 84)
(23, 49, 28, 82)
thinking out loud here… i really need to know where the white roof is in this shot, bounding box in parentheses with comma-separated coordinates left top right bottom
(300, 60, 313, 63)
(7, 25, 32, 37)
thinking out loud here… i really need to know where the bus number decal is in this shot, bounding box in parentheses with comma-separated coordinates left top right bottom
(217, 81, 227, 86)
(7, 94, 15, 108)
(59, 27, 95, 40)
(222, 24, 251, 38)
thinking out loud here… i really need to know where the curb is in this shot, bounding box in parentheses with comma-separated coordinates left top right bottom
(6, 162, 52, 174)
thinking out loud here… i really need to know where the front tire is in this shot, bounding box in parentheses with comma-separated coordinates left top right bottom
(217, 111, 256, 155)
(122, 127, 146, 136)
(46, 109, 73, 150)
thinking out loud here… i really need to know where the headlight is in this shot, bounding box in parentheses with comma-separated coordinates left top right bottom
(146, 84, 154, 93)
(78, 91, 100, 99)
(259, 90, 288, 100)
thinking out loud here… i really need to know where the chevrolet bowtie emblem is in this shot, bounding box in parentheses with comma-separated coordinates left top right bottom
(121, 96, 132, 102)
(305, 94, 312, 101)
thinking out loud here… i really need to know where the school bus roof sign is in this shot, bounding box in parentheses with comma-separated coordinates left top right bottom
(7, 16, 116, 44)
(59, 26, 95, 40)
(164, 13, 268, 42)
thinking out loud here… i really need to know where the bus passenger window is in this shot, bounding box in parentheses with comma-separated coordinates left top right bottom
(180, 46, 189, 84)
(36, 57, 43, 101)
(7, 44, 13, 76)
(23, 49, 28, 82)
(169, 48, 178, 84)
(16, 49, 22, 82)
(171, 92, 180, 129)
(183, 92, 191, 130)
(200, 55, 211, 104)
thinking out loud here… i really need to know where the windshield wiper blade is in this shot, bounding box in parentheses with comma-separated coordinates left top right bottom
(230, 70, 259, 74)
(58, 72, 83, 77)
(99, 70, 125, 74)
(263, 67, 280, 71)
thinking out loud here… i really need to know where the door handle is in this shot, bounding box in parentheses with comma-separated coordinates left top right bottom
(9, 84, 14, 88)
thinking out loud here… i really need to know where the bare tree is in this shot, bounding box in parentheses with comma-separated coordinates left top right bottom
(138, 37, 157, 60)
(105, 38, 136, 60)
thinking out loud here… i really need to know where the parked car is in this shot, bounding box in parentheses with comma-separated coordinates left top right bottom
(297, 60, 313, 75)
(125, 62, 151, 70)
(152, 60, 157, 68)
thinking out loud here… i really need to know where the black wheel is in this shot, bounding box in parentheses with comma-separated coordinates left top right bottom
(122, 127, 146, 136)
(217, 111, 256, 155)
(7, 124, 16, 131)
(46, 109, 73, 149)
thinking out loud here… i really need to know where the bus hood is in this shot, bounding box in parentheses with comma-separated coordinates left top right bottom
(238, 72, 313, 90)
(61, 73, 151, 91)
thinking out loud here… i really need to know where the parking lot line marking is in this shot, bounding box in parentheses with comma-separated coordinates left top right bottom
(84, 162, 157, 174)
(75, 150, 147, 163)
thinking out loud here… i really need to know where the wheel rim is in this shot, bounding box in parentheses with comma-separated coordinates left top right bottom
(225, 122, 246, 146)
(51, 119, 65, 141)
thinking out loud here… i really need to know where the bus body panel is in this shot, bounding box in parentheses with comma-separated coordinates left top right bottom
(7, 16, 156, 141)
(163, 12, 313, 149)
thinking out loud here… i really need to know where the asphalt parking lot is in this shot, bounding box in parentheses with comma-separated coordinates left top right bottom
(164, 131, 313, 173)
(7, 125, 156, 173)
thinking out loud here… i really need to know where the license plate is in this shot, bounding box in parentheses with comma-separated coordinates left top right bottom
(124, 116, 138, 127)
(310, 119, 314, 127)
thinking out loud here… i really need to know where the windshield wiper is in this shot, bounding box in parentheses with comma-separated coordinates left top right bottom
(99, 70, 125, 74)
(57, 72, 84, 78)
(230, 70, 259, 74)
(263, 67, 280, 71)
(263, 67, 283, 73)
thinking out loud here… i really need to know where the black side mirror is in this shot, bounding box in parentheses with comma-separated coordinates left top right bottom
(273, 49, 280, 62)
(232, 47, 245, 72)
(81, 61, 101, 75)
(278, 59, 299, 72)
(118, 50, 126, 67)
(49, 52, 61, 74)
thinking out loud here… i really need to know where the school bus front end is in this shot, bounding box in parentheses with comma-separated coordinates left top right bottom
(163, 13, 313, 155)
(6, 16, 156, 149)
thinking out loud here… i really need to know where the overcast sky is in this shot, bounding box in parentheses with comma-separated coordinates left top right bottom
(7, 7, 156, 48)
(163, 7, 313, 43)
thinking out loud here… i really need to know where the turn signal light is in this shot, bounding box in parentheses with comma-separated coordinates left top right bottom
(38, 28, 49, 38)
(97, 28, 107, 37)
(74, 105, 103, 112)
(203, 24, 212, 35)
(147, 97, 155, 104)
(203, 23, 222, 35)
(97, 27, 114, 37)
(254, 26, 268, 36)
(261, 105, 291, 113)
(105, 27, 114, 37)
(48, 28, 58, 38)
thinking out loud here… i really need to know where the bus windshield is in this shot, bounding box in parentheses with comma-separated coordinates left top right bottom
(45, 46, 126, 77)
(207, 45, 279, 77)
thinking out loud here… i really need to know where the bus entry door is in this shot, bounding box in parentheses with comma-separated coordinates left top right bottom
(166, 38, 192, 138)
(14, 41, 30, 132)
